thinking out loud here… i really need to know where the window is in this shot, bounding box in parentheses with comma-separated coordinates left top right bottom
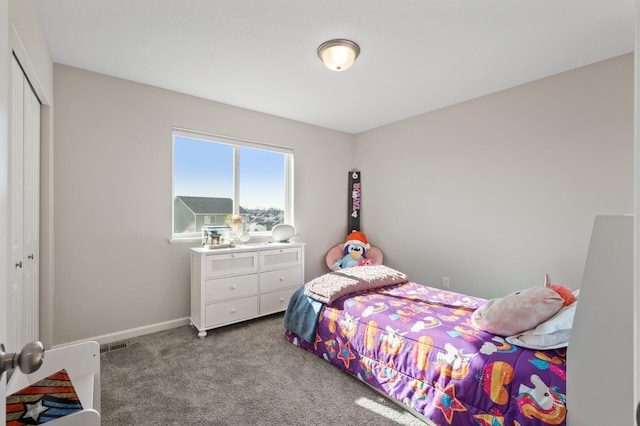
(172, 128, 293, 241)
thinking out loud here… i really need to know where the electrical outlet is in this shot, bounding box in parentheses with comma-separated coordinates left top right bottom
(442, 277, 450, 288)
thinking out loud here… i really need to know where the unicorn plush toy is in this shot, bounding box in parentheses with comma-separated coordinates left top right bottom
(471, 274, 576, 337)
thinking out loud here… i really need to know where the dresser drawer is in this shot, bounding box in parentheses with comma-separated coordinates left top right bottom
(260, 247, 302, 271)
(260, 266, 302, 293)
(204, 251, 258, 278)
(206, 274, 258, 303)
(205, 296, 258, 327)
(260, 287, 297, 316)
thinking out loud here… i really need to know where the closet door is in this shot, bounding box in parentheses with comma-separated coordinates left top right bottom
(22, 59, 40, 348)
(9, 56, 40, 351)
(10, 56, 25, 352)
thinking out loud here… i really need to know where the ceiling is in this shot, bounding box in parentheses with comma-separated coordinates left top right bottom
(33, 0, 635, 134)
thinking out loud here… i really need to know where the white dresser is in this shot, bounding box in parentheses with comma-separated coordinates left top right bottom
(190, 242, 305, 338)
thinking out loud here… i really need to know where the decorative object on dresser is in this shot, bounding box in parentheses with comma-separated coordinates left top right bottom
(190, 242, 305, 338)
(271, 224, 295, 242)
(201, 226, 231, 249)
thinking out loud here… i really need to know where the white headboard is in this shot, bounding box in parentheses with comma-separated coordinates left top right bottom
(567, 215, 634, 424)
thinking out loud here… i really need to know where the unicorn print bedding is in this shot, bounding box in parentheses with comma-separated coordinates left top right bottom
(284, 278, 567, 425)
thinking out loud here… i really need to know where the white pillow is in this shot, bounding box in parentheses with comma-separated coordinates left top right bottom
(506, 290, 579, 350)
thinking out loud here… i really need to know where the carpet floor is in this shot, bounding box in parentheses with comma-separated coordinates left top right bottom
(100, 313, 426, 425)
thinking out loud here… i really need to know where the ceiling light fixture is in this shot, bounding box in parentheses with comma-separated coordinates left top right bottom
(317, 39, 360, 72)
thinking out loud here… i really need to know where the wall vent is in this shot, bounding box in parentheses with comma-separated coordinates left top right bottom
(100, 340, 129, 354)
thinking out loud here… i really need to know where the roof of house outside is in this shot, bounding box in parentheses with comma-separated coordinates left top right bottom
(175, 196, 232, 215)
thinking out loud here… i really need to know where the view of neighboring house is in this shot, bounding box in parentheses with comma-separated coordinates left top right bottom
(174, 196, 285, 234)
(174, 196, 233, 233)
(244, 208, 284, 232)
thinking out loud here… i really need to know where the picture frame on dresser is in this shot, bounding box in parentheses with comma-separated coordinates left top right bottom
(190, 242, 305, 338)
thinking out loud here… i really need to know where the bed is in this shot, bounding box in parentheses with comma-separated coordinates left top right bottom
(284, 265, 568, 425)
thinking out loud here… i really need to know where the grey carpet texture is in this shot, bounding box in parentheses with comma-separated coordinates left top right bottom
(100, 313, 426, 425)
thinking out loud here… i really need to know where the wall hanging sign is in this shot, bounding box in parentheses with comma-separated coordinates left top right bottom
(348, 170, 361, 234)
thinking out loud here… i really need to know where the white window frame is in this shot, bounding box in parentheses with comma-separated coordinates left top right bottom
(171, 127, 294, 243)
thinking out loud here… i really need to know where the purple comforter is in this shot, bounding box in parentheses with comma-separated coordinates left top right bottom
(284, 281, 567, 425)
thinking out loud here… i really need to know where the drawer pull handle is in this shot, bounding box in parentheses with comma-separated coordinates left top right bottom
(279, 298, 284, 302)
(231, 285, 236, 290)
(231, 308, 236, 313)
(279, 277, 284, 281)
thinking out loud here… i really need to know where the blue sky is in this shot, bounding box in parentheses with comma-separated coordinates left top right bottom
(174, 136, 285, 210)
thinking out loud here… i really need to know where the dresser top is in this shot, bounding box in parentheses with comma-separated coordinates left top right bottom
(191, 241, 304, 254)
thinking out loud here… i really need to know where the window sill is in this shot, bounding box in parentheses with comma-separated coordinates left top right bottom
(169, 237, 200, 245)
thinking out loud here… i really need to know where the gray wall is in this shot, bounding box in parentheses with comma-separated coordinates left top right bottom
(354, 54, 633, 299)
(53, 65, 353, 345)
(52, 54, 634, 345)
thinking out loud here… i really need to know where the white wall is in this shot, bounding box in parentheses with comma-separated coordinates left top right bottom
(8, 1, 53, 95)
(5, 1, 54, 348)
(52, 65, 354, 345)
(1, 0, 10, 371)
(635, 1, 640, 415)
(355, 54, 634, 300)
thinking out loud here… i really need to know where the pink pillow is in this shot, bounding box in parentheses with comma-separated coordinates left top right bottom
(471, 284, 565, 336)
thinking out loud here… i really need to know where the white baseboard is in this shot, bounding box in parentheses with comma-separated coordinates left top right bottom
(52, 317, 191, 349)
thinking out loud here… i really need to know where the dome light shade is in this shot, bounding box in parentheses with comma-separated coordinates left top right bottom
(317, 39, 360, 72)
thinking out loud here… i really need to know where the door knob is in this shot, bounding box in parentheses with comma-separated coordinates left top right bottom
(15, 261, 22, 269)
(0, 341, 45, 376)
(28, 254, 34, 260)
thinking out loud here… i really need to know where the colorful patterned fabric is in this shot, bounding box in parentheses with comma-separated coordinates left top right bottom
(284, 282, 567, 425)
(6, 369, 83, 425)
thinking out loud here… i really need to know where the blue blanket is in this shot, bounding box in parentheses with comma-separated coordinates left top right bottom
(283, 285, 324, 343)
